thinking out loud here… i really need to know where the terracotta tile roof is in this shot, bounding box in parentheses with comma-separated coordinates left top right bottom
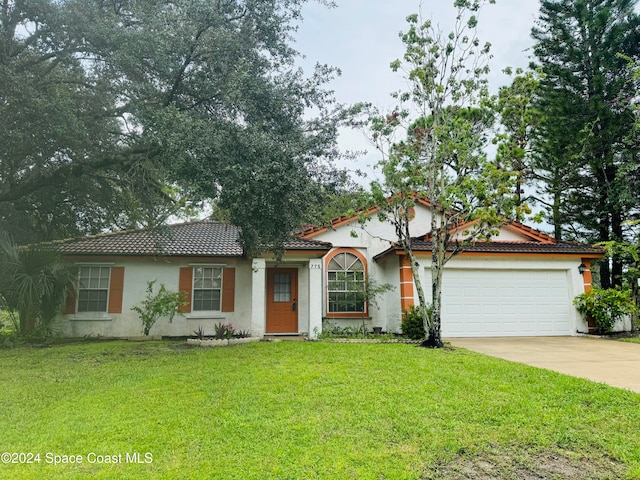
(54, 222, 332, 257)
(283, 238, 333, 250)
(374, 239, 604, 261)
(504, 221, 557, 243)
(409, 239, 604, 255)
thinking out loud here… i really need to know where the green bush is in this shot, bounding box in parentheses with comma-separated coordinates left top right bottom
(317, 321, 394, 340)
(213, 322, 235, 340)
(131, 281, 187, 336)
(574, 287, 636, 334)
(401, 304, 431, 340)
(319, 321, 368, 339)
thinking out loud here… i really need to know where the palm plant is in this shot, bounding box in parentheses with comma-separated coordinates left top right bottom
(0, 234, 75, 336)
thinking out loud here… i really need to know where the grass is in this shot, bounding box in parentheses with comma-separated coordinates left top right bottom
(0, 340, 639, 479)
(620, 336, 640, 345)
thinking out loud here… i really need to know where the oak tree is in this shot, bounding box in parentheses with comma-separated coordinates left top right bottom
(0, 0, 348, 254)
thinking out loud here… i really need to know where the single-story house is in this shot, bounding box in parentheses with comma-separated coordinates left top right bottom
(55, 200, 610, 338)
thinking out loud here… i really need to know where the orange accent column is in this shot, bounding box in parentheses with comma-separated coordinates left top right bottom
(581, 258, 593, 293)
(399, 255, 415, 314)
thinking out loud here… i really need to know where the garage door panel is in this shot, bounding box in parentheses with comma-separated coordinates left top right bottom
(502, 304, 519, 315)
(536, 303, 552, 315)
(485, 324, 503, 335)
(441, 269, 572, 337)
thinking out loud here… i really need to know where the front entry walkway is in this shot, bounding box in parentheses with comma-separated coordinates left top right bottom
(448, 337, 640, 394)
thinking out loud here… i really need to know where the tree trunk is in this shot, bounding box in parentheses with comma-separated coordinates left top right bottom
(631, 281, 639, 328)
(20, 304, 38, 335)
(421, 206, 445, 348)
(598, 169, 612, 289)
(552, 183, 562, 241)
(422, 258, 444, 348)
(400, 230, 430, 336)
(611, 208, 624, 287)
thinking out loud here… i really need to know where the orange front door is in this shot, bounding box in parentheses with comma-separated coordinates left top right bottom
(266, 268, 298, 333)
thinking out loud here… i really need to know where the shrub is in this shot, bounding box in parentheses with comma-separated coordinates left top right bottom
(213, 322, 235, 340)
(234, 329, 251, 338)
(131, 281, 187, 336)
(574, 287, 636, 334)
(401, 304, 431, 340)
(317, 321, 394, 340)
(193, 326, 206, 340)
(318, 321, 364, 339)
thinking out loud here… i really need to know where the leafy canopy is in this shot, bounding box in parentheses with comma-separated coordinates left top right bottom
(0, 0, 351, 253)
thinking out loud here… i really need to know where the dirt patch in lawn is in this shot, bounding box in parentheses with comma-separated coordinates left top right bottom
(426, 450, 625, 480)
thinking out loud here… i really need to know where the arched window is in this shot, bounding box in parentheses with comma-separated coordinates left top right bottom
(327, 251, 366, 313)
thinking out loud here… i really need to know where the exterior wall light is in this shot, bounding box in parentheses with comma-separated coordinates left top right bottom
(578, 263, 587, 275)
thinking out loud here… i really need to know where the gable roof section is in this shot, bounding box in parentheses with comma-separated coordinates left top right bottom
(503, 221, 557, 243)
(374, 219, 602, 261)
(423, 219, 558, 243)
(54, 221, 332, 258)
(299, 206, 379, 238)
(300, 197, 434, 239)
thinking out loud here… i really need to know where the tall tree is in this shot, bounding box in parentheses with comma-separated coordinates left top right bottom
(531, 0, 640, 287)
(0, 0, 347, 252)
(491, 68, 542, 222)
(369, 0, 517, 348)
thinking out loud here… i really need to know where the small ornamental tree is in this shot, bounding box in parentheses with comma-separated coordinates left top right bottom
(369, 1, 518, 348)
(132, 281, 187, 336)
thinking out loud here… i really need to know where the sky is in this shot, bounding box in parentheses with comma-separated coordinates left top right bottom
(293, 0, 542, 182)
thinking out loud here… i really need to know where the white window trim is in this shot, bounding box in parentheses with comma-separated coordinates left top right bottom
(74, 262, 115, 265)
(190, 264, 224, 314)
(69, 313, 113, 322)
(185, 314, 227, 320)
(75, 264, 112, 314)
(326, 251, 367, 315)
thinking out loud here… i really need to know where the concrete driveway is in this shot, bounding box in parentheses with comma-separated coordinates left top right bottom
(448, 337, 640, 394)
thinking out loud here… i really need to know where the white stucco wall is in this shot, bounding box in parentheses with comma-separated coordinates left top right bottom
(309, 207, 434, 332)
(309, 204, 602, 336)
(60, 257, 253, 338)
(450, 224, 539, 242)
(59, 202, 611, 338)
(313, 204, 432, 255)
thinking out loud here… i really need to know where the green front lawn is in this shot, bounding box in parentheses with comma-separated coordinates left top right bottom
(1, 340, 639, 479)
(620, 336, 640, 345)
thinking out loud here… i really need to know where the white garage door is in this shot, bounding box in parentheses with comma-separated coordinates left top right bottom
(441, 269, 572, 337)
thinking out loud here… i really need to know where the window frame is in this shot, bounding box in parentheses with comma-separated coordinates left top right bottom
(75, 264, 112, 314)
(325, 249, 368, 317)
(191, 265, 224, 312)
